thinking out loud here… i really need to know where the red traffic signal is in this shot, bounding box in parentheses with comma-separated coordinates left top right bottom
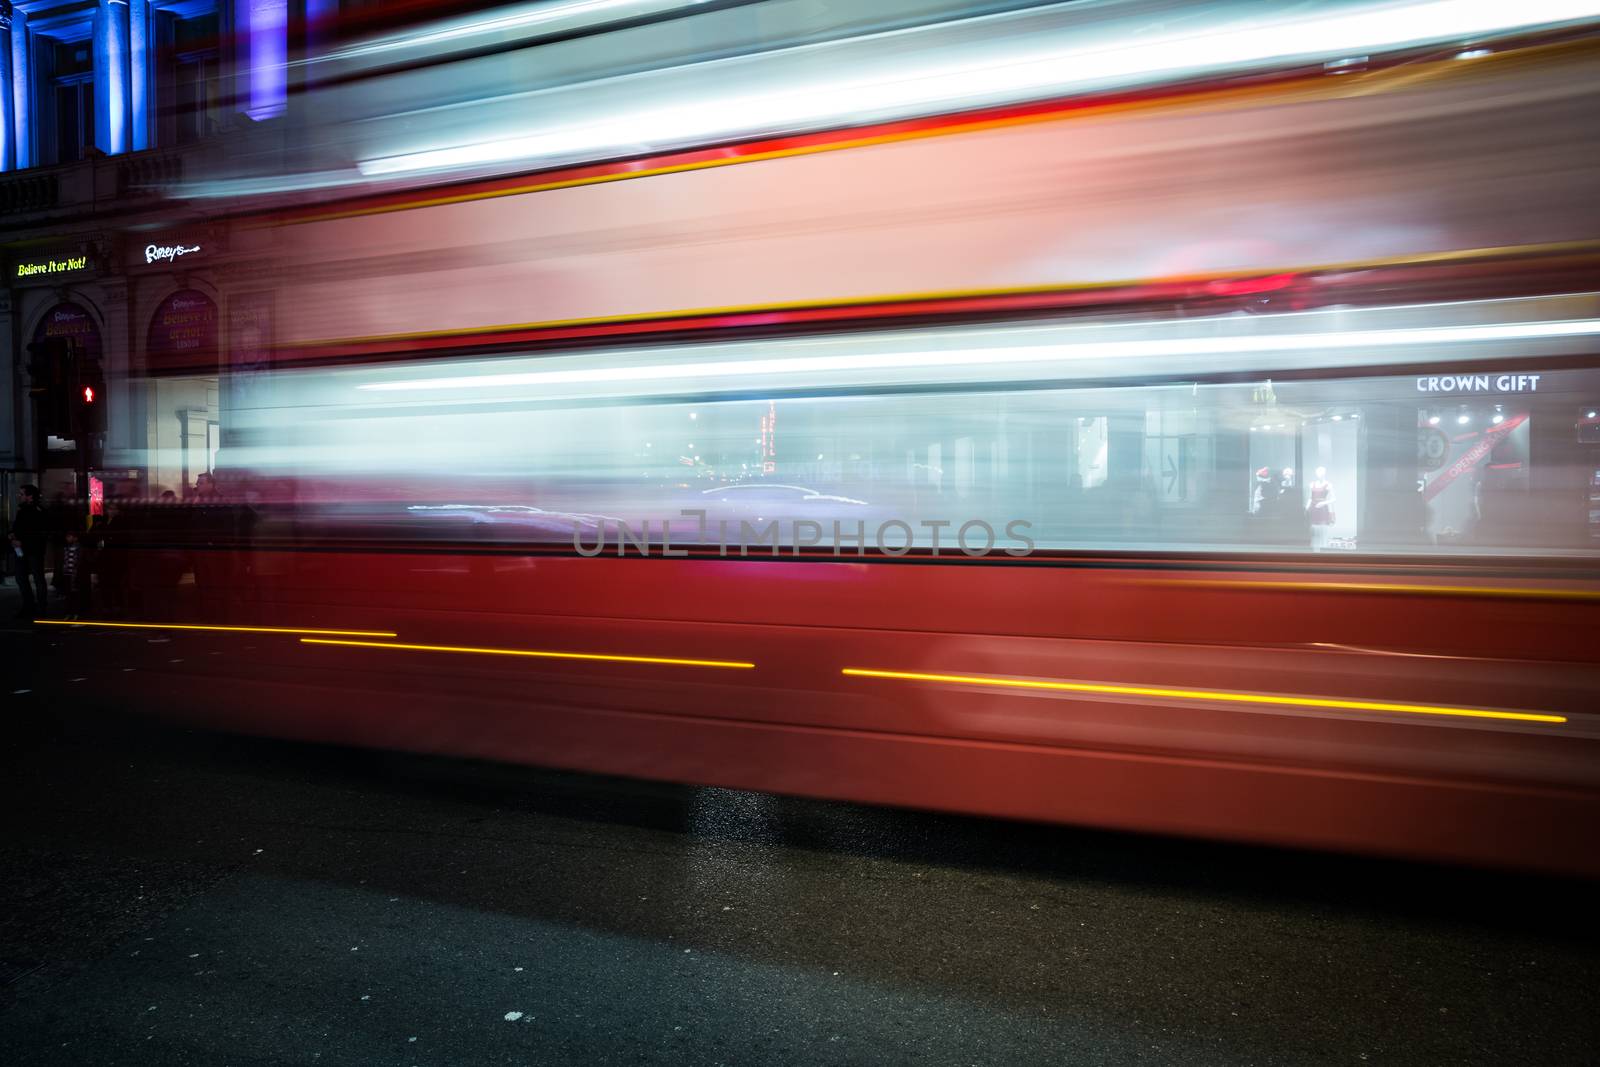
(74, 358, 107, 436)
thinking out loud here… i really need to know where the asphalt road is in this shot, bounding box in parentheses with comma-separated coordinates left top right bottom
(2, 671, 1598, 1067)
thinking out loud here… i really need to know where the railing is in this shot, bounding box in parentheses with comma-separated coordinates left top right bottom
(0, 139, 226, 222)
(0, 172, 60, 215)
(116, 150, 186, 197)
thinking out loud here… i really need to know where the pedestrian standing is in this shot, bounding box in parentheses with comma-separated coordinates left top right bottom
(10, 485, 50, 619)
(59, 530, 90, 618)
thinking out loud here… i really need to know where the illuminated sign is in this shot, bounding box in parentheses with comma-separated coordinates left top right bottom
(145, 243, 202, 265)
(1416, 373, 1541, 393)
(148, 289, 219, 373)
(33, 304, 103, 362)
(14, 255, 89, 279)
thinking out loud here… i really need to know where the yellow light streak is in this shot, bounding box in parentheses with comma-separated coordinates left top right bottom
(1134, 580, 1600, 602)
(300, 637, 754, 670)
(36, 619, 398, 638)
(841, 668, 1567, 724)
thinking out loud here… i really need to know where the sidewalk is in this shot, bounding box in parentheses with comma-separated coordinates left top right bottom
(2, 566, 213, 628)
(0, 568, 71, 624)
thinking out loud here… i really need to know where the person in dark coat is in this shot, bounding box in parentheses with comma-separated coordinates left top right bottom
(10, 485, 50, 619)
(90, 497, 129, 617)
(189, 474, 236, 620)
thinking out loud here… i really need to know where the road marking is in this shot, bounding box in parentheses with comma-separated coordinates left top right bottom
(842, 668, 1566, 724)
(36, 620, 398, 637)
(300, 637, 754, 670)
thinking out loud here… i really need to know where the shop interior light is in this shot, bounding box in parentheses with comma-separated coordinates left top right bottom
(1458, 412, 1471, 424)
(1428, 415, 1441, 425)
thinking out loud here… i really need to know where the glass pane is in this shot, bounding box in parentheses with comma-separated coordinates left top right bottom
(55, 84, 81, 163)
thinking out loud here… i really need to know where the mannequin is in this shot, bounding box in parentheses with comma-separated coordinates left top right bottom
(1307, 465, 1336, 548)
(1250, 467, 1273, 515)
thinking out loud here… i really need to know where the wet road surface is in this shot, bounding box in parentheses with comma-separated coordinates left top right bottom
(1, 695, 1597, 1066)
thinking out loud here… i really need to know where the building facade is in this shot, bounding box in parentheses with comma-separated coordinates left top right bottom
(0, 0, 343, 532)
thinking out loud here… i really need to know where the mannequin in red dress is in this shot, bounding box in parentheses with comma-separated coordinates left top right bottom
(1307, 465, 1336, 547)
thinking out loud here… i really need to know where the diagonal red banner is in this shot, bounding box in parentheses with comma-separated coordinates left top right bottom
(1422, 412, 1528, 503)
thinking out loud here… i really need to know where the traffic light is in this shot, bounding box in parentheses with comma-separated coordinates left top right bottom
(74, 356, 107, 437)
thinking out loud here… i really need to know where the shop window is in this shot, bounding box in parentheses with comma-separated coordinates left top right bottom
(1418, 404, 1531, 547)
(1247, 417, 1298, 516)
(1302, 416, 1360, 550)
(149, 355, 1600, 557)
(1579, 406, 1600, 445)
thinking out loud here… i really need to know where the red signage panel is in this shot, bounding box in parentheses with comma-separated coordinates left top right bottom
(147, 289, 219, 374)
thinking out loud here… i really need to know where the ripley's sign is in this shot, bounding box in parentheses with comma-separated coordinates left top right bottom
(145, 243, 202, 264)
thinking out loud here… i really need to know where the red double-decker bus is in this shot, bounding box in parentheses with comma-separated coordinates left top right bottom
(37, 5, 1600, 875)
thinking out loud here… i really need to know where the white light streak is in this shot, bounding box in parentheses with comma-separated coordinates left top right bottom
(311, 0, 696, 65)
(357, 0, 1600, 177)
(358, 318, 1600, 393)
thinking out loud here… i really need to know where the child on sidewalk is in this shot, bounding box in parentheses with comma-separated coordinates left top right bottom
(59, 531, 92, 619)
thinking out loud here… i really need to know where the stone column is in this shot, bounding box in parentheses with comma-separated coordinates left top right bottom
(93, 0, 133, 155)
(236, 0, 287, 121)
(0, 2, 12, 170)
(128, 0, 152, 151)
(9, 5, 29, 169)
